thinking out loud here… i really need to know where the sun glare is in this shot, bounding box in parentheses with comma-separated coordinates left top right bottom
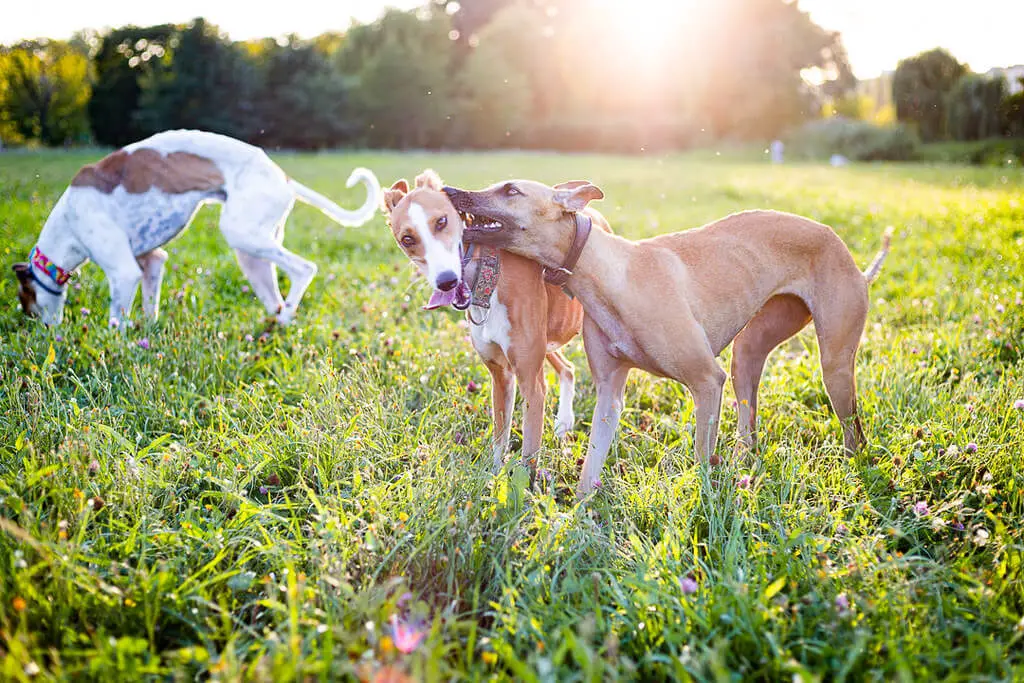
(597, 0, 695, 58)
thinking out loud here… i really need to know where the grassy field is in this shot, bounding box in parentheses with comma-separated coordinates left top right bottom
(1, 148, 1023, 681)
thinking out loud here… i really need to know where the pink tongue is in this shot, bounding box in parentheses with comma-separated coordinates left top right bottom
(424, 288, 458, 310)
(423, 281, 471, 310)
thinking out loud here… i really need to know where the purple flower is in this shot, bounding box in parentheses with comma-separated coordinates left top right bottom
(592, 478, 602, 489)
(835, 593, 850, 611)
(836, 523, 848, 535)
(996, 303, 1005, 313)
(1014, 399, 1024, 411)
(259, 486, 268, 495)
(80, 308, 90, 316)
(241, 285, 250, 293)
(952, 521, 965, 531)
(680, 577, 698, 594)
(390, 615, 426, 654)
(467, 380, 480, 393)
(737, 475, 751, 489)
(913, 501, 930, 516)
(55, 334, 63, 342)
(244, 334, 254, 342)
(397, 592, 413, 607)
(137, 338, 150, 350)
(965, 442, 978, 454)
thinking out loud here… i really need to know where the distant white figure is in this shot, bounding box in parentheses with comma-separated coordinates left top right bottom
(830, 154, 850, 167)
(770, 140, 784, 164)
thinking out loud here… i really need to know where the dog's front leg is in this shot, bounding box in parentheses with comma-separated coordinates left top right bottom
(578, 362, 630, 498)
(485, 360, 516, 472)
(107, 268, 142, 329)
(137, 248, 169, 321)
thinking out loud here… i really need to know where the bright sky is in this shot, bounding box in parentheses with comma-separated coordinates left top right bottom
(1, 0, 1020, 79)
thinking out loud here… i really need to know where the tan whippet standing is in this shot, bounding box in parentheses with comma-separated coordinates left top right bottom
(443, 180, 892, 497)
(383, 171, 585, 470)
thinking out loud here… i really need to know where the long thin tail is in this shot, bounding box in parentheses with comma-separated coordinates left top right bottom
(863, 226, 894, 284)
(289, 167, 381, 227)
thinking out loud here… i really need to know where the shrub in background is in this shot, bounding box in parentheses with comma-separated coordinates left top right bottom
(784, 118, 920, 162)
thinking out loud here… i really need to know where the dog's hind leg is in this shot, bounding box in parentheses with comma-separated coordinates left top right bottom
(813, 288, 869, 454)
(220, 193, 316, 326)
(234, 250, 284, 317)
(136, 248, 169, 321)
(546, 350, 575, 440)
(730, 294, 812, 452)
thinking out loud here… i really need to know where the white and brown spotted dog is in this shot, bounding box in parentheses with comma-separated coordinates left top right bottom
(383, 170, 591, 470)
(12, 129, 381, 327)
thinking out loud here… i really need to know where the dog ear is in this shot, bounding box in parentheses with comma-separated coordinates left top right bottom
(12, 263, 31, 283)
(415, 169, 443, 191)
(553, 183, 604, 212)
(553, 180, 591, 191)
(383, 179, 409, 213)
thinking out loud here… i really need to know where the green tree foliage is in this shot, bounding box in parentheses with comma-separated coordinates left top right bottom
(893, 48, 967, 142)
(339, 9, 456, 148)
(133, 19, 255, 138)
(0, 41, 91, 146)
(451, 4, 534, 147)
(89, 25, 176, 146)
(946, 75, 1006, 141)
(246, 36, 354, 150)
(1001, 79, 1024, 138)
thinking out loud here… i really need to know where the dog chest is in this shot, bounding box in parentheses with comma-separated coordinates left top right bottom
(469, 289, 512, 362)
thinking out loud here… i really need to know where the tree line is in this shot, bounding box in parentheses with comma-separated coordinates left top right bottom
(1, 0, 1020, 152)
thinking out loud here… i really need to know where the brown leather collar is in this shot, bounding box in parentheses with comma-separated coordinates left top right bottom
(543, 212, 592, 287)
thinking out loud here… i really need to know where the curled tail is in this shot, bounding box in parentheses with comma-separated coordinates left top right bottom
(289, 167, 382, 227)
(863, 226, 894, 284)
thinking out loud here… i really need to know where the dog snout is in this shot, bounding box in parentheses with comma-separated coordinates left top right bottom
(436, 271, 460, 291)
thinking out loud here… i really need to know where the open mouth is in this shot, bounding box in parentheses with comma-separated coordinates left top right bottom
(459, 211, 504, 233)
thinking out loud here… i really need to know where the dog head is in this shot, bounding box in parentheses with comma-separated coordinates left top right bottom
(12, 261, 66, 325)
(383, 170, 471, 308)
(442, 180, 604, 268)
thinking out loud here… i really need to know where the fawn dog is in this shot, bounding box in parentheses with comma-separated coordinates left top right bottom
(443, 179, 892, 496)
(383, 170, 601, 470)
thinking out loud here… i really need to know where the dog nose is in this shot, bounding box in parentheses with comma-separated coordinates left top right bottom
(436, 271, 459, 291)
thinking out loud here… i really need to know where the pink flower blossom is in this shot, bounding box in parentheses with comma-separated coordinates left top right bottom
(244, 334, 254, 342)
(737, 475, 751, 489)
(680, 577, 698, 594)
(1015, 399, 1024, 411)
(390, 615, 426, 654)
(835, 593, 850, 611)
(913, 501, 929, 516)
(467, 380, 480, 393)
(965, 442, 978, 454)
(592, 478, 602, 489)
(80, 308, 90, 316)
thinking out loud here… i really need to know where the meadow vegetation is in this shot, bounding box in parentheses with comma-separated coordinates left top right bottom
(1, 150, 1023, 680)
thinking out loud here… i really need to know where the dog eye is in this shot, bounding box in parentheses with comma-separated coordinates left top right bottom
(435, 215, 447, 231)
(505, 184, 520, 196)
(400, 235, 416, 247)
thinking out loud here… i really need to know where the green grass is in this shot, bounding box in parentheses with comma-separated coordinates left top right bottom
(1, 149, 1023, 681)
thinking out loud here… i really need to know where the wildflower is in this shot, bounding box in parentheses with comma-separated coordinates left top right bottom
(241, 285, 250, 293)
(24, 662, 40, 677)
(80, 308, 90, 316)
(996, 303, 1005, 313)
(835, 593, 852, 616)
(454, 431, 465, 445)
(931, 517, 947, 531)
(973, 528, 990, 547)
(88, 496, 105, 510)
(680, 577, 698, 594)
(709, 454, 722, 466)
(56, 334, 63, 342)
(1015, 399, 1024, 411)
(125, 598, 136, 607)
(965, 442, 978, 454)
(390, 614, 426, 654)
(137, 338, 150, 350)
(481, 652, 498, 665)
(259, 486, 268, 496)
(952, 521, 965, 531)
(592, 478, 602, 489)
(913, 501, 930, 516)
(836, 523, 848, 535)
(88, 459, 100, 475)
(737, 474, 751, 489)
(244, 334, 254, 342)
(467, 380, 480, 393)
(12, 596, 26, 611)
